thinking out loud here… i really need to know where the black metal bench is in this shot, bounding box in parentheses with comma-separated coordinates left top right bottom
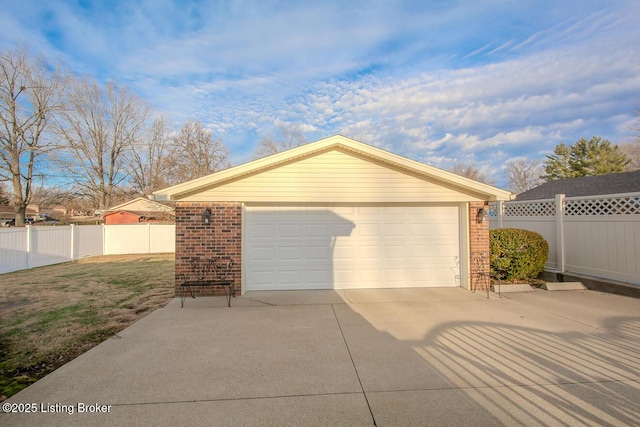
(178, 257, 236, 307)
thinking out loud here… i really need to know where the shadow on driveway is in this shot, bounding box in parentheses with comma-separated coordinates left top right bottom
(2, 288, 640, 426)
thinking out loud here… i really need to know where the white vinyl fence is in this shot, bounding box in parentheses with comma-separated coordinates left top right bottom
(490, 193, 640, 285)
(0, 224, 175, 274)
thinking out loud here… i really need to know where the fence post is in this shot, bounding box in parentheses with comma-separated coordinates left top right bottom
(555, 194, 565, 273)
(497, 200, 504, 228)
(70, 224, 76, 260)
(25, 225, 32, 269)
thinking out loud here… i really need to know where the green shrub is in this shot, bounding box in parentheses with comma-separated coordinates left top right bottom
(490, 228, 549, 282)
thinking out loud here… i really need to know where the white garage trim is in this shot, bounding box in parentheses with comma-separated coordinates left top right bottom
(243, 204, 460, 291)
(154, 135, 512, 203)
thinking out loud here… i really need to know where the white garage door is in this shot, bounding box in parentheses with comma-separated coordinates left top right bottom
(245, 205, 460, 291)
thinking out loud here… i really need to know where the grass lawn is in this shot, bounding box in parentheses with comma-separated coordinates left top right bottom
(0, 253, 175, 400)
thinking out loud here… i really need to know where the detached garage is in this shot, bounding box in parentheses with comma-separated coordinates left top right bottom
(153, 135, 511, 295)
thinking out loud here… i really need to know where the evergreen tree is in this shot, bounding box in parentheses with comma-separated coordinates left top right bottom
(569, 137, 629, 176)
(543, 137, 630, 181)
(543, 143, 573, 180)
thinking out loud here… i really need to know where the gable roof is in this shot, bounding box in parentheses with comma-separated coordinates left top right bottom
(108, 197, 175, 212)
(102, 209, 174, 219)
(516, 170, 640, 201)
(0, 206, 38, 216)
(153, 135, 512, 202)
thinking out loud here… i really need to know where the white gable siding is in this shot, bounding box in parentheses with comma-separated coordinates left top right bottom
(180, 149, 486, 203)
(116, 199, 174, 212)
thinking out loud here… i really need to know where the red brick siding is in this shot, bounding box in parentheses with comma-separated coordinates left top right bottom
(469, 202, 490, 291)
(174, 202, 242, 296)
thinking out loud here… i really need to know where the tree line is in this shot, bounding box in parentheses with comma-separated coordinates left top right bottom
(0, 46, 316, 226)
(501, 135, 636, 194)
(0, 46, 236, 225)
(2, 45, 639, 225)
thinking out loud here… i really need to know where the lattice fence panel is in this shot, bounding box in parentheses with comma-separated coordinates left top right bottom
(565, 196, 640, 215)
(504, 201, 555, 217)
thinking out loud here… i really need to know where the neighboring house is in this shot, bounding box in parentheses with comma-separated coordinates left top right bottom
(51, 206, 70, 216)
(516, 170, 640, 200)
(103, 197, 175, 225)
(37, 205, 80, 218)
(154, 135, 512, 296)
(0, 206, 38, 226)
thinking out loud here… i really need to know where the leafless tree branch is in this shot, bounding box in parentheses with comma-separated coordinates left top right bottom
(253, 123, 308, 159)
(0, 46, 63, 225)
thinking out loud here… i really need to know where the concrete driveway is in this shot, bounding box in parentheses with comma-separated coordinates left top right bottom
(2, 288, 640, 426)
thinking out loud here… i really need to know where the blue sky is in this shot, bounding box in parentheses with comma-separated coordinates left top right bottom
(1, 0, 639, 189)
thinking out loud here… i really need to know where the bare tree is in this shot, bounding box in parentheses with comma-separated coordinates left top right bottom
(0, 46, 63, 225)
(449, 161, 495, 185)
(253, 123, 308, 159)
(618, 110, 640, 171)
(505, 159, 544, 194)
(345, 133, 369, 143)
(621, 111, 640, 170)
(57, 77, 149, 209)
(620, 143, 640, 170)
(0, 181, 9, 205)
(29, 185, 91, 214)
(166, 120, 230, 183)
(126, 115, 173, 195)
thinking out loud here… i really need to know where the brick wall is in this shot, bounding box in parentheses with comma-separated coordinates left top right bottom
(469, 201, 491, 291)
(174, 202, 242, 296)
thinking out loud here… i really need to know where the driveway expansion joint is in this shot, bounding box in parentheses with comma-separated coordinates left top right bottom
(331, 303, 378, 426)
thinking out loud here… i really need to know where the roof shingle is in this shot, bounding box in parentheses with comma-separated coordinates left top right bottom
(516, 170, 640, 200)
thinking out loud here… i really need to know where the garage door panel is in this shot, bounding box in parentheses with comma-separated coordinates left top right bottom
(382, 206, 405, 214)
(280, 270, 303, 284)
(278, 224, 301, 237)
(358, 206, 382, 216)
(357, 245, 384, 259)
(306, 270, 331, 285)
(357, 268, 383, 283)
(334, 269, 356, 284)
(357, 223, 382, 237)
(383, 223, 405, 237)
(245, 205, 459, 291)
(332, 223, 355, 235)
(333, 246, 355, 260)
(280, 209, 302, 217)
(385, 268, 406, 279)
(305, 246, 329, 260)
(250, 246, 275, 261)
(307, 224, 329, 236)
(279, 246, 302, 260)
(408, 224, 432, 236)
(250, 270, 276, 287)
(333, 206, 356, 215)
(382, 245, 406, 259)
(251, 224, 275, 238)
(306, 209, 332, 220)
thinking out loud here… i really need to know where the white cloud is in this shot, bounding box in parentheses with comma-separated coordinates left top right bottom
(1, 0, 639, 188)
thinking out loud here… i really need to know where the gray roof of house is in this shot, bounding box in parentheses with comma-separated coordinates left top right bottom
(0, 206, 38, 216)
(516, 170, 640, 201)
